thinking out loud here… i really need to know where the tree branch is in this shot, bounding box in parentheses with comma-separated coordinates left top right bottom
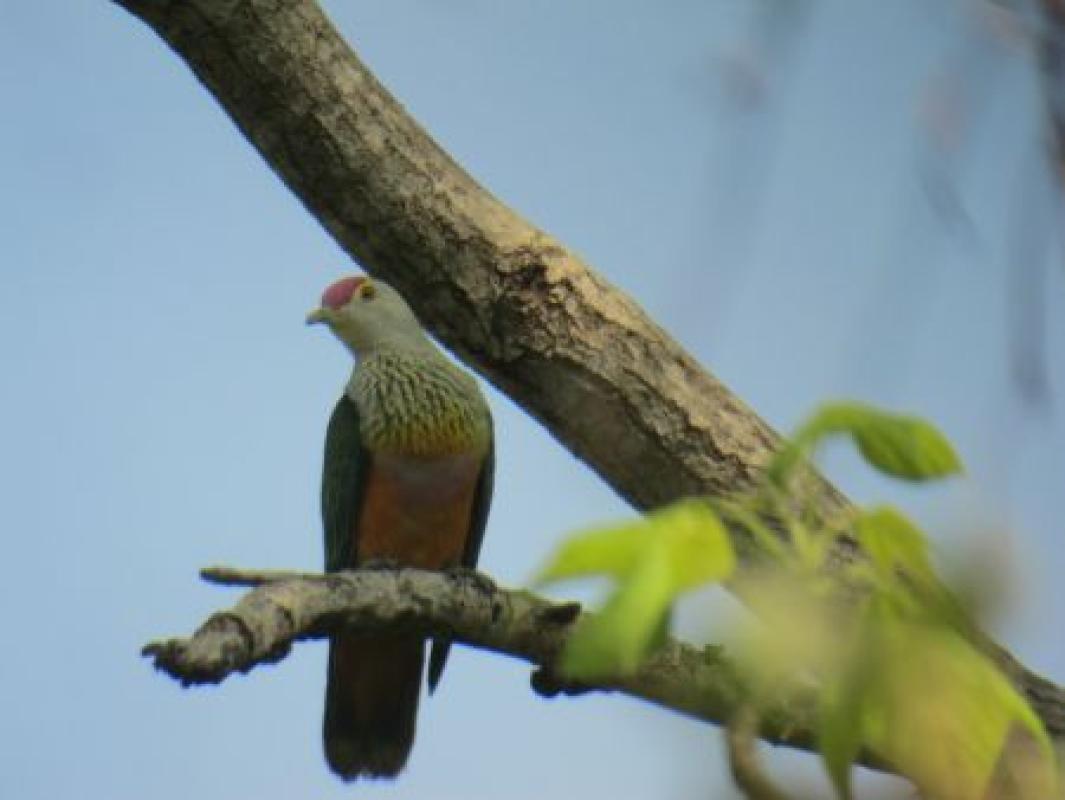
(144, 566, 844, 764)
(110, 0, 842, 526)
(112, 0, 1065, 744)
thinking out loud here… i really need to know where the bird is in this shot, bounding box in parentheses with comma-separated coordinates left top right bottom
(306, 275, 494, 780)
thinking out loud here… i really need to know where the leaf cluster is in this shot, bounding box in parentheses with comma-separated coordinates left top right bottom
(535, 402, 1055, 799)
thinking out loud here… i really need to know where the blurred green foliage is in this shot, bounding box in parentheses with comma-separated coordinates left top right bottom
(535, 402, 1055, 799)
(533, 500, 734, 677)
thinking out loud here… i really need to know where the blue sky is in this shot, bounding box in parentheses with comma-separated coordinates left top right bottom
(1, 2, 1062, 798)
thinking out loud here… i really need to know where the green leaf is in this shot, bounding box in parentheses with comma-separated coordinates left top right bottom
(817, 605, 885, 800)
(816, 610, 1057, 799)
(532, 523, 647, 585)
(654, 500, 736, 590)
(819, 677, 864, 800)
(861, 624, 1056, 799)
(536, 501, 736, 680)
(560, 537, 674, 679)
(534, 500, 735, 591)
(769, 403, 963, 486)
(849, 409, 962, 482)
(855, 506, 934, 580)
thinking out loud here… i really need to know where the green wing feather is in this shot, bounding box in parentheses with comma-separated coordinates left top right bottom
(322, 395, 367, 572)
(322, 394, 422, 779)
(427, 422, 495, 692)
(461, 430, 495, 570)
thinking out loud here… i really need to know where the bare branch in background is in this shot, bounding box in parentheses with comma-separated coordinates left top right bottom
(1006, 150, 1054, 408)
(1038, 0, 1065, 180)
(697, 0, 811, 332)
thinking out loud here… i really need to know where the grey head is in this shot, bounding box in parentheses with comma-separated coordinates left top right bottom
(306, 275, 433, 358)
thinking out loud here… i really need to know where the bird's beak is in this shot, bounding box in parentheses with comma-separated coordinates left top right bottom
(306, 308, 330, 326)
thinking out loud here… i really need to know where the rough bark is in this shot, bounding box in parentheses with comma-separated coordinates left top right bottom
(144, 566, 843, 765)
(112, 0, 1065, 743)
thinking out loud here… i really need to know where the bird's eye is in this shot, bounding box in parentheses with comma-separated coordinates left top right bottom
(359, 282, 376, 300)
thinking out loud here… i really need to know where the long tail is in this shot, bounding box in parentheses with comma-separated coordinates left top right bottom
(323, 633, 423, 780)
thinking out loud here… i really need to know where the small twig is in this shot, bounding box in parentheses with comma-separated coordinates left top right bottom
(726, 705, 796, 800)
(200, 565, 321, 586)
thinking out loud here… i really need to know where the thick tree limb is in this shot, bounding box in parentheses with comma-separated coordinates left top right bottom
(110, 0, 838, 525)
(144, 566, 841, 764)
(112, 0, 1065, 744)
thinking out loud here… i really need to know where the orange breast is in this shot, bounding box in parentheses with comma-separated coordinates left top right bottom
(355, 452, 484, 569)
